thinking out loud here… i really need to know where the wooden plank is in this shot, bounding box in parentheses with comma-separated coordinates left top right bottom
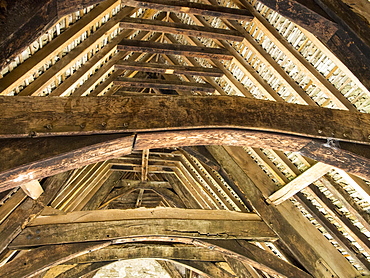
(11, 214, 276, 248)
(0, 190, 27, 224)
(66, 243, 224, 263)
(117, 39, 233, 60)
(0, 171, 72, 254)
(113, 77, 215, 93)
(119, 17, 243, 41)
(267, 162, 332, 205)
(20, 180, 44, 200)
(0, 135, 134, 192)
(0, 242, 110, 278)
(28, 207, 262, 226)
(224, 256, 256, 278)
(208, 145, 359, 278)
(124, 0, 253, 21)
(1, 96, 370, 143)
(157, 261, 184, 278)
(114, 61, 223, 77)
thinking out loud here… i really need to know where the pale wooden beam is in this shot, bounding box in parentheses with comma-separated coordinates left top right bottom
(20, 180, 44, 200)
(119, 17, 244, 41)
(117, 39, 233, 60)
(114, 61, 224, 77)
(266, 162, 332, 205)
(124, 0, 253, 21)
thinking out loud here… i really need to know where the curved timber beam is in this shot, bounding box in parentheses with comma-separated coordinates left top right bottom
(4, 236, 311, 278)
(1, 129, 370, 192)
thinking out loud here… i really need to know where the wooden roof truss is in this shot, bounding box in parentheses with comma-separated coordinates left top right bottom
(1, 0, 370, 277)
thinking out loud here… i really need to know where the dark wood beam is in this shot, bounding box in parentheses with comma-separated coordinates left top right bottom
(114, 61, 224, 77)
(113, 77, 215, 93)
(0, 242, 110, 278)
(0, 135, 133, 192)
(1, 96, 369, 144)
(10, 208, 276, 248)
(117, 39, 233, 60)
(119, 17, 244, 41)
(124, 0, 253, 21)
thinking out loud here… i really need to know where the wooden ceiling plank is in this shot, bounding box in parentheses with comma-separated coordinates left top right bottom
(114, 61, 224, 77)
(207, 145, 359, 277)
(1, 95, 370, 144)
(0, 241, 110, 278)
(267, 162, 332, 205)
(117, 39, 233, 60)
(113, 77, 215, 93)
(124, 0, 253, 21)
(157, 261, 183, 278)
(224, 256, 259, 278)
(119, 17, 244, 42)
(0, 190, 27, 225)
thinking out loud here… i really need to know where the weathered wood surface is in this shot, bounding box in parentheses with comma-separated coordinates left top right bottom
(0, 241, 110, 278)
(124, 0, 253, 21)
(0, 171, 71, 254)
(11, 212, 276, 248)
(113, 77, 215, 93)
(114, 61, 223, 77)
(175, 260, 237, 278)
(55, 262, 111, 278)
(1, 96, 370, 143)
(203, 239, 312, 278)
(66, 244, 224, 263)
(118, 39, 233, 60)
(209, 145, 359, 278)
(28, 207, 262, 226)
(0, 135, 134, 192)
(119, 17, 243, 41)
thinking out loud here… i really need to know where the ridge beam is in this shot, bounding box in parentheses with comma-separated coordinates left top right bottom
(124, 0, 253, 21)
(114, 61, 224, 77)
(117, 39, 233, 60)
(119, 17, 244, 41)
